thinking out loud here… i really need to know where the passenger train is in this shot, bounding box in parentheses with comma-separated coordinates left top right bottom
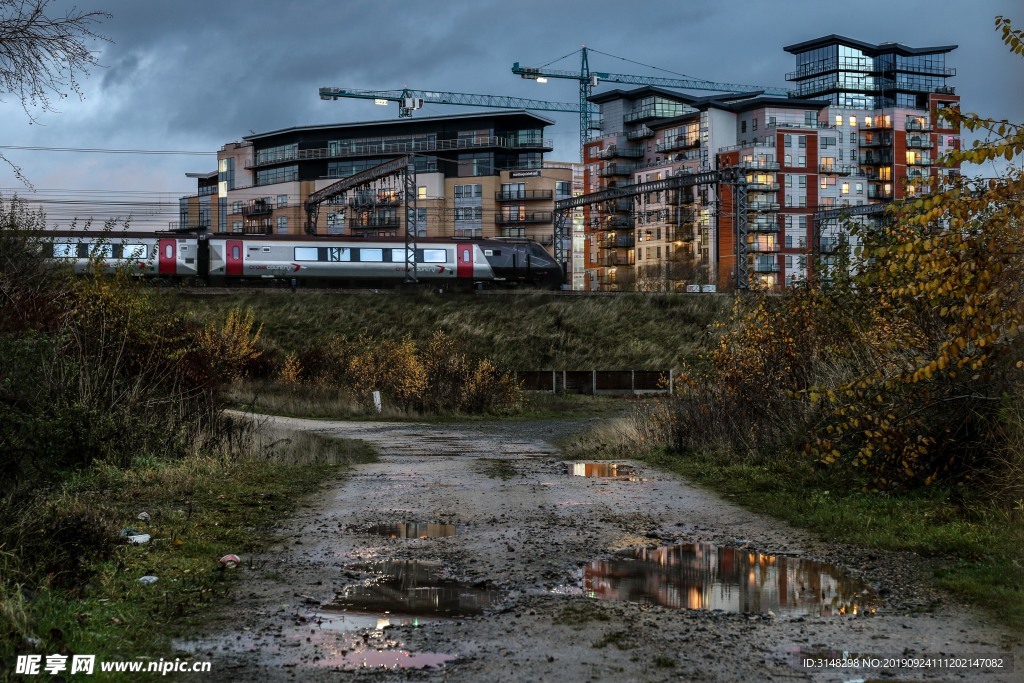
(39, 232, 564, 289)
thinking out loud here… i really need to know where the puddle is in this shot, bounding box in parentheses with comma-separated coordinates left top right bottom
(568, 462, 639, 478)
(322, 560, 501, 619)
(364, 522, 457, 539)
(330, 648, 456, 670)
(571, 543, 876, 616)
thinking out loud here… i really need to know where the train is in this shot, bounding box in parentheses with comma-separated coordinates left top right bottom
(38, 231, 564, 289)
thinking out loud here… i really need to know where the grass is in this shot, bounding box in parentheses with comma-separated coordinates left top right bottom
(564, 426, 1024, 632)
(0, 427, 377, 680)
(167, 289, 726, 371)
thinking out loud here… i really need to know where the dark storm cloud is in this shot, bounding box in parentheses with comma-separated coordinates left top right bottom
(2, 0, 1022, 191)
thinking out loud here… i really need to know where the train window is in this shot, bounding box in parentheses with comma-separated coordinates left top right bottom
(421, 249, 447, 263)
(462, 250, 471, 263)
(359, 249, 383, 262)
(164, 244, 174, 259)
(391, 248, 412, 262)
(92, 244, 114, 258)
(326, 247, 350, 262)
(294, 247, 319, 261)
(231, 246, 240, 260)
(180, 245, 189, 252)
(122, 244, 147, 259)
(53, 243, 77, 258)
(262, 247, 271, 253)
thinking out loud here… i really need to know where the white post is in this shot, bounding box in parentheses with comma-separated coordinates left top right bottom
(372, 390, 382, 414)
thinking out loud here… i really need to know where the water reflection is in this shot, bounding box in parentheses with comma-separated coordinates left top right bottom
(568, 463, 638, 478)
(322, 560, 501, 618)
(364, 523, 457, 539)
(579, 543, 876, 616)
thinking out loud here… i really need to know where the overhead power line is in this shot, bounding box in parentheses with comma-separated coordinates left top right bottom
(0, 145, 215, 155)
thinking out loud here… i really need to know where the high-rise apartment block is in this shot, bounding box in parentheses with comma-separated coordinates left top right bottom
(581, 35, 960, 291)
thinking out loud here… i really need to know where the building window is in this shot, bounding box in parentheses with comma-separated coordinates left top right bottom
(798, 175, 806, 189)
(741, 121, 747, 133)
(784, 134, 792, 147)
(835, 115, 843, 127)
(849, 115, 857, 127)
(785, 175, 793, 188)
(277, 194, 288, 208)
(232, 201, 242, 214)
(841, 182, 850, 195)
(255, 165, 298, 186)
(769, 116, 777, 126)
(417, 186, 428, 199)
(454, 184, 483, 198)
(798, 156, 806, 167)
(784, 154, 792, 166)
(232, 220, 242, 233)
(752, 118, 758, 131)
(277, 216, 288, 233)
(798, 135, 806, 148)
(799, 196, 807, 208)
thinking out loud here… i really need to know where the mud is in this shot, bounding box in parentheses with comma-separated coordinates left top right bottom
(179, 416, 1022, 681)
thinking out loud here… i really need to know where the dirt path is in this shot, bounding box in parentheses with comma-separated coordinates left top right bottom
(181, 416, 1021, 682)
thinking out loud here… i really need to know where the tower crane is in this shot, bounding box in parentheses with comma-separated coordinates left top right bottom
(319, 86, 598, 118)
(512, 46, 789, 155)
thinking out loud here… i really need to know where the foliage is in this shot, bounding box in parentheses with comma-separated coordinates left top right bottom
(194, 306, 264, 383)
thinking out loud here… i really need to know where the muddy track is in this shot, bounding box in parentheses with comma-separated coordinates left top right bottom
(181, 416, 1021, 682)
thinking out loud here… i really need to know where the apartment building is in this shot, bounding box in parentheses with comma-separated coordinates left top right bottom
(582, 35, 960, 291)
(179, 111, 573, 254)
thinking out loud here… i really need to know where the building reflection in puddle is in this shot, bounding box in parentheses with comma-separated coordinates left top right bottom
(579, 543, 876, 616)
(569, 462, 639, 478)
(321, 560, 501, 618)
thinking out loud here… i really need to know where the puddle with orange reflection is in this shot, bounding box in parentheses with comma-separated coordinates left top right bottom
(364, 522, 457, 539)
(568, 462, 639, 478)
(564, 542, 876, 617)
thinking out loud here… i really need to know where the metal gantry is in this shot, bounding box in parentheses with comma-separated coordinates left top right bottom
(304, 154, 419, 283)
(319, 86, 598, 118)
(553, 168, 750, 289)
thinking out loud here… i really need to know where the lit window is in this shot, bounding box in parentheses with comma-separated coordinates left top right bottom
(417, 186, 427, 199)
(841, 183, 850, 195)
(835, 115, 843, 126)
(294, 247, 319, 261)
(864, 116, 873, 127)
(359, 249, 383, 262)
(849, 116, 857, 127)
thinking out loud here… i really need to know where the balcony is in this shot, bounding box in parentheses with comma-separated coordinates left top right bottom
(751, 258, 780, 273)
(819, 237, 842, 254)
(667, 228, 694, 242)
(496, 211, 553, 225)
(495, 189, 553, 201)
(749, 219, 780, 233)
(906, 136, 934, 149)
(350, 218, 400, 229)
(625, 106, 687, 124)
(599, 145, 645, 159)
(819, 164, 856, 175)
(626, 126, 654, 141)
(348, 195, 401, 208)
(655, 136, 700, 153)
(867, 187, 893, 200)
(748, 201, 780, 213)
(605, 217, 633, 230)
(747, 181, 780, 192)
(599, 235, 635, 248)
(746, 240, 778, 253)
(599, 253, 635, 267)
(735, 159, 780, 171)
(907, 156, 934, 166)
(861, 119, 893, 131)
(906, 119, 933, 132)
(906, 168, 930, 181)
(861, 152, 894, 165)
(599, 163, 640, 177)
(860, 136, 892, 148)
(241, 200, 272, 217)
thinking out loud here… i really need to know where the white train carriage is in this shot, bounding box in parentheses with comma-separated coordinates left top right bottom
(45, 233, 199, 277)
(207, 237, 496, 283)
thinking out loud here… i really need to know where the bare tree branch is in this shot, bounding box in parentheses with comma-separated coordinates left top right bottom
(0, 0, 111, 186)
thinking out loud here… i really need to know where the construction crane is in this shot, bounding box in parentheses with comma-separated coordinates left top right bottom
(512, 46, 790, 155)
(319, 86, 598, 119)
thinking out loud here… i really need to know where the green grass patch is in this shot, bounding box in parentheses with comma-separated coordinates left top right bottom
(552, 601, 612, 627)
(0, 430, 377, 679)
(167, 289, 726, 371)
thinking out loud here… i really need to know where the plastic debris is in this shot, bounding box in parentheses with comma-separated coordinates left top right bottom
(219, 554, 241, 569)
(127, 534, 151, 545)
(118, 527, 137, 538)
(137, 511, 150, 522)
(138, 576, 158, 585)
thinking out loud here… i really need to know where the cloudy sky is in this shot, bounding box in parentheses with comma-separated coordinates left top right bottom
(1, 0, 1021, 229)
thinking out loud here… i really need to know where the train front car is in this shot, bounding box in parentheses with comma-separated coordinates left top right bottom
(480, 239, 563, 289)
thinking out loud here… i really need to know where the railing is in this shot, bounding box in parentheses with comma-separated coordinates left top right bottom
(861, 153, 894, 165)
(766, 121, 835, 130)
(752, 259, 780, 273)
(241, 201, 272, 217)
(861, 119, 893, 130)
(819, 237, 842, 254)
(655, 137, 700, 153)
(906, 168, 930, 180)
(749, 219, 779, 232)
(599, 254, 635, 267)
(746, 241, 778, 253)
(350, 219, 400, 229)
(598, 235, 635, 248)
(868, 187, 893, 199)
(246, 136, 553, 168)
(906, 136, 934, 149)
(599, 163, 640, 177)
(819, 164, 856, 175)
(625, 107, 687, 123)
(515, 370, 673, 395)
(906, 119, 933, 132)
(495, 189, 553, 201)
(748, 201, 780, 213)
(860, 136, 892, 147)
(747, 181, 780, 192)
(907, 156, 934, 166)
(495, 211, 553, 225)
(626, 126, 654, 140)
(735, 160, 780, 170)
(348, 196, 401, 208)
(599, 145, 645, 159)
(718, 140, 775, 154)
(605, 217, 633, 230)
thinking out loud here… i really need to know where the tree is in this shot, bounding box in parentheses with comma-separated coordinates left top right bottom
(0, 0, 110, 185)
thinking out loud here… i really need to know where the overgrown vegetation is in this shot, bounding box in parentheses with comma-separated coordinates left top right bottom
(0, 200, 378, 672)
